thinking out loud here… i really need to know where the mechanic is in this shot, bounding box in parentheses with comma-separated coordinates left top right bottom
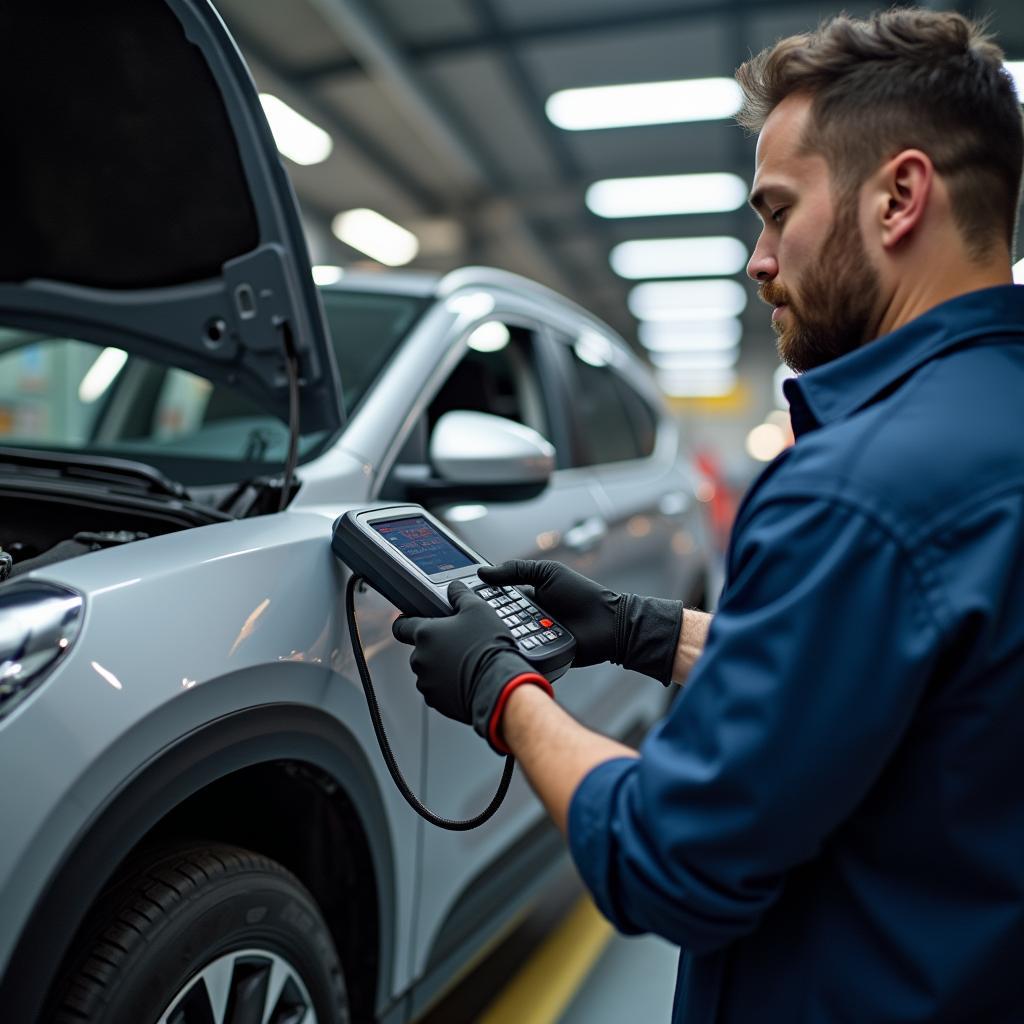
(393, 9, 1024, 1021)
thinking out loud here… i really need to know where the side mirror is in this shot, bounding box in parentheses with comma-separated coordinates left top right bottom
(388, 411, 555, 503)
(431, 411, 555, 484)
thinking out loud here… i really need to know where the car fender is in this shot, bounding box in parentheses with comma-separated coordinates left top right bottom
(0, 693, 396, 1023)
(0, 506, 424, 1013)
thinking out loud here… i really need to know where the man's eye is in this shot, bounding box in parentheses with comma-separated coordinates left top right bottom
(771, 207, 788, 224)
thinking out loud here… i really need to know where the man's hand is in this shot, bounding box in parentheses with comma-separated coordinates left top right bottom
(392, 580, 554, 752)
(480, 559, 684, 685)
(479, 559, 620, 667)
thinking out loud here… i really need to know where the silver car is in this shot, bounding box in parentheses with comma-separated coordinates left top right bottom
(0, 3, 715, 1022)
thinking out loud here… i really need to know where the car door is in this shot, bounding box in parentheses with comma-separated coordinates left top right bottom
(396, 312, 615, 976)
(547, 328, 699, 705)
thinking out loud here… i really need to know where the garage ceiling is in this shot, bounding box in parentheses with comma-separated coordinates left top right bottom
(214, 0, 1024, 375)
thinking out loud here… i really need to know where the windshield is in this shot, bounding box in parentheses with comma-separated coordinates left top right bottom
(0, 287, 428, 485)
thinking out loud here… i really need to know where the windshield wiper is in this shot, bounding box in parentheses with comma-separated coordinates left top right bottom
(0, 446, 189, 500)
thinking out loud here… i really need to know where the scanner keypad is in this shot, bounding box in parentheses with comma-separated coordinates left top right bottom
(474, 583, 565, 650)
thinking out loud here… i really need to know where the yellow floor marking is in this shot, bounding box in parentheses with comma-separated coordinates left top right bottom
(477, 895, 614, 1024)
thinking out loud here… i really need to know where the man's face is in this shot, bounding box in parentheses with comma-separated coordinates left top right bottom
(747, 93, 882, 373)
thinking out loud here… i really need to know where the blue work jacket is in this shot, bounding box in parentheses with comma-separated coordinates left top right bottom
(569, 284, 1024, 1022)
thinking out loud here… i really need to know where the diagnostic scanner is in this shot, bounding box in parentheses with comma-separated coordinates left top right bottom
(332, 504, 575, 681)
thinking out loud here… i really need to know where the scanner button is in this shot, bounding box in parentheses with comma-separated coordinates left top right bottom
(542, 630, 557, 641)
(539, 618, 553, 629)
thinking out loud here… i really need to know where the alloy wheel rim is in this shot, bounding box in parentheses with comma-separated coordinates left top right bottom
(156, 947, 318, 1024)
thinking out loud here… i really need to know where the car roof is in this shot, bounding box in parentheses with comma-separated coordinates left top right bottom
(323, 265, 621, 337)
(321, 265, 664, 411)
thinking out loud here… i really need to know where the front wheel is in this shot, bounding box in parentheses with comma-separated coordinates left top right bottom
(53, 844, 349, 1024)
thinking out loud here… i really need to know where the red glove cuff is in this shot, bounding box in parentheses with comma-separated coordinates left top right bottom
(488, 672, 554, 754)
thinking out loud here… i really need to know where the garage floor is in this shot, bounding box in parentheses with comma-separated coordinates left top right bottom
(418, 860, 678, 1024)
(559, 930, 678, 1024)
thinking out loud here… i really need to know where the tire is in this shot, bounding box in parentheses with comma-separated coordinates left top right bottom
(52, 843, 349, 1024)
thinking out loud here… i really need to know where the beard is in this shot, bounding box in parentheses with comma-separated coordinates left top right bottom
(760, 204, 882, 374)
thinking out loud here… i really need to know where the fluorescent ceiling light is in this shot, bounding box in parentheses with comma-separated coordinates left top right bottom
(546, 77, 742, 131)
(638, 318, 742, 351)
(79, 347, 128, 403)
(586, 172, 748, 218)
(332, 208, 419, 267)
(657, 368, 737, 398)
(1006, 62, 1024, 97)
(611, 236, 748, 280)
(1013, 256, 1024, 284)
(649, 348, 739, 371)
(629, 279, 748, 321)
(746, 422, 788, 462)
(259, 94, 333, 166)
(774, 363, 797, 407)
(467, 321, 510, 353)
(312, 265, 344, 286)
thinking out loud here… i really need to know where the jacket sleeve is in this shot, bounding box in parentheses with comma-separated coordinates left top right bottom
(568, 496, 942, 952)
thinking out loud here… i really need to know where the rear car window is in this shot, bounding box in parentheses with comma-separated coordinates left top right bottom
(565, 343, 657, 465)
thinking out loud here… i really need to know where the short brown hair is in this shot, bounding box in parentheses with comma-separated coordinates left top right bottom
(736, 9, 1024, 260)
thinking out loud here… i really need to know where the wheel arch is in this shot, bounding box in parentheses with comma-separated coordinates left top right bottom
(0, 704, 395, 1024)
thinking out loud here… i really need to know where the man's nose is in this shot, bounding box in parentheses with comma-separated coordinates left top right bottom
(747, 244, 778, 283)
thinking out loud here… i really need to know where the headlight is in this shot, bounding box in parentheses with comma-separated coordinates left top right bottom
(0, 581, 83, 722)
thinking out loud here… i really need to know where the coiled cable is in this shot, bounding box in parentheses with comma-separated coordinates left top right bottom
(345, 573, 514, 830)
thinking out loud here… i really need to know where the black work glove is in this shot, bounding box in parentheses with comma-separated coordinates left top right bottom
(392, 580, 554, 753)
(478, 560, 683, 685)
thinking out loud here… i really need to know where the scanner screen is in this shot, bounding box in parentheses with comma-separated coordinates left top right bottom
(373, 516, 475, 575)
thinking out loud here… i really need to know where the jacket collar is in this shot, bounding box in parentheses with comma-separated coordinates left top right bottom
(784, 284, 1024, 437)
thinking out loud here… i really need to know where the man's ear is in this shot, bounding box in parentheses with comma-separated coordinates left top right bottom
(875, 149, 934, 252)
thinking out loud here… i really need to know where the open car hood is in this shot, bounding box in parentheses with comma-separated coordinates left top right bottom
(0, 0, 343, 434)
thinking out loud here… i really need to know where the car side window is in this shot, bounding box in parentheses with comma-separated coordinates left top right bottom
(385, 322, 553, 480)
(614, 376, 658, 458)
(562, 336, 656, 466)
(426, 324, 550, 441)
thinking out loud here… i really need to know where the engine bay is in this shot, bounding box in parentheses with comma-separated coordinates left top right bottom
(0, 491, 204, 580)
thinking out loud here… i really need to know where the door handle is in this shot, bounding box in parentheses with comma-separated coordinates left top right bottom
(564, 516, 608, 553)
